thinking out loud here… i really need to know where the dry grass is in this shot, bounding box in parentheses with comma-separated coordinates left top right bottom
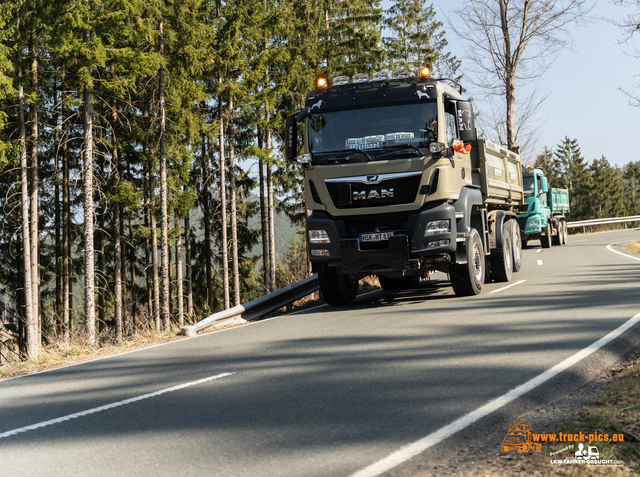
(624, 241, 640, 255)
(0, 327, 184, 381)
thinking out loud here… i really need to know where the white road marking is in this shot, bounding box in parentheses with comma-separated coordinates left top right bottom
(0, 372, 233, 440)
(537, 260, 543, 265)
(350, 311, 640, 477)
(489, 280, 526, 294)
(572, 239, 587, 243)
(607, 243, 640, 262)
(536, 249, 542, 253)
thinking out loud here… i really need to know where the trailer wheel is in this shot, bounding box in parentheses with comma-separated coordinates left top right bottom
(378, 274, 420, 290)
(489, 224, 513, 282)
(541, 222, 552, 248)
(509, 220, 522, 272)
(319, 266, 358, 306)
(451, 228, 484, 296)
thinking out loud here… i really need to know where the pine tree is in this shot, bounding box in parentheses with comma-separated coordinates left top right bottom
(554, 137, 592, 221)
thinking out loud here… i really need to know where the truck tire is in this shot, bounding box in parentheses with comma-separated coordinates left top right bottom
(541, 222, 552, 248)
(319, 266, 358, 306)
(489, 224, 513, 282)
(553, 219, 562, 246)
(509, 220, 522, 272)
(450, 228, 485, 296)
(562, 220, 568, 244)
(378, 274, 420, 290)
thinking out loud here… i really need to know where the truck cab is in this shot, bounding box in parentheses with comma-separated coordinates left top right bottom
(285, 69, 523, 304)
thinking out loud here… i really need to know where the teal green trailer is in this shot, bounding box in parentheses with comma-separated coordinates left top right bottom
(514, 167, 570, 248)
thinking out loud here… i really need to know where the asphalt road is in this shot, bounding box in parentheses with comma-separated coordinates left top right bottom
(1, 229, 639, 477)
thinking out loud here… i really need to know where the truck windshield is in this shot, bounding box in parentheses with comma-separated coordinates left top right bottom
(308, 102, 438, 154)
(523, 177, 535, 197)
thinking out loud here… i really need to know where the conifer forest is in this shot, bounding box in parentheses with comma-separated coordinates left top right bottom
(0, 0, 638, 362)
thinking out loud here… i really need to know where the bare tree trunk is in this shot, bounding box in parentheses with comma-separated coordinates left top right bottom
(83, 27, 96, 349)
(184, 186, 193, 318)
(159, 20, 170, 331)
(17, 16, 35, 358)
(150, 156, 160, 333)
(113, 145, 122, 344)
(144, 152, 152, 324)
(54, 83, 61, 332)
(218, 97, 229, 310)
(97, 160, 105, 331)
(267, 160, 276, 292)
(259, 157, 269, 291)
(175, 216, 184, 327)
(202, 139, 213, 311)
(228, 99, 240, 306)
(62, 68, 71, 344)
(29, 29, 40, 347)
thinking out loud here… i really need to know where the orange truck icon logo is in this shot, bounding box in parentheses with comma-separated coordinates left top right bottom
(501, 418, 542, 453)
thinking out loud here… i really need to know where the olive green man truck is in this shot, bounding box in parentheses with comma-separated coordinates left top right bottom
(285, 69, 525, 305)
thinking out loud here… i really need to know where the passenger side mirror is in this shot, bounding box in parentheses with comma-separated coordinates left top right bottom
(285, 114, 298, 161)
(455, 101, 476, 143)
(541, 176, 549, 194)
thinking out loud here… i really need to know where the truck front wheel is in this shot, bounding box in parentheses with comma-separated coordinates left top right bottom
(319, 266, 359, 306)
(450, 228, 485, 296)
(541, 222, 552, 248)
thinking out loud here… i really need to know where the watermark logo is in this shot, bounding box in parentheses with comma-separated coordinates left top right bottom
(574, 443, 599, 460)
(501, 418, 542, 453)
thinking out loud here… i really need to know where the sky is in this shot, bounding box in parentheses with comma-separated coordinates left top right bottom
(429, 0, 639, 168)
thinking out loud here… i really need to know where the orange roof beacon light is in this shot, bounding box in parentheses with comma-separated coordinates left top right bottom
(317, 77, 328, 88)
(420, 66, 430, 78)
(527, 164, 533, 168)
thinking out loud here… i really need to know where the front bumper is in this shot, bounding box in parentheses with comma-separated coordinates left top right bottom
(306, 202, 457, 276)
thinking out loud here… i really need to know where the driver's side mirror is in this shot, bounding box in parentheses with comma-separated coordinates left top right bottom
(455, 101, 476, 143)
(285, 114, 298, 161)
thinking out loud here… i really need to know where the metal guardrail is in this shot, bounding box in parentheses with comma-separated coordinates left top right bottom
(567, 215, 640, 228)
(180, 274, 320, 337)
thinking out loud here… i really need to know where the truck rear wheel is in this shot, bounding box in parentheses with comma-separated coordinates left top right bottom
(553, 220, 563, 246)
(561, 220, 568, 245)
(378, 274, 420, 290)
(541, 222, 552, 248)
(450, 228, 484, 296)
(489, 224, 513, 282)
(319, 266, 358, 306)
(509, 220, 522, 272)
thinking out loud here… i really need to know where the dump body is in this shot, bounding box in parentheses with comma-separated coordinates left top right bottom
(286, 73, 524, 303)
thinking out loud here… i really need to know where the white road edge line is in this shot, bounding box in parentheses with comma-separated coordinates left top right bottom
(573, 239, 587, 243)
(489, 280, 526, 294)
(0, 372, 233, 440)
(537, 260, 543, 265)
(350, 312, 640, 477)
(607, 243, 640, 262)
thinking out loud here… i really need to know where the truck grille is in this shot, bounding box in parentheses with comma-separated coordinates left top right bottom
(325, 172, 422, 209)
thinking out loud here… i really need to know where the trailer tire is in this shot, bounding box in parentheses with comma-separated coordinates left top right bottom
(553, 219, 562, 246)
(319, 266, 358, 306)
(541, 222, 552, 248)
(489, 224, 513, 283)
(451, 228, 484, 296)
(378, 274, 420, 290)
(509, 220, 522, 272)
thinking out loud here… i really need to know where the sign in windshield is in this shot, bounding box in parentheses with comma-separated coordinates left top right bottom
(309, 103, 438, 154)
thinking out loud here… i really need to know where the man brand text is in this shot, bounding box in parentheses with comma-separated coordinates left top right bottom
(353, 189, 394, 200)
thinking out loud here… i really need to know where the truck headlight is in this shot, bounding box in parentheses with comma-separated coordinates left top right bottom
(297, 153, 312, 164)
(308, 230, 330, 243)
(529, 220, 539, 227)
(311, 249, 330, 256)
(424, 220, 450, 236)
(427, 239, 450, 249)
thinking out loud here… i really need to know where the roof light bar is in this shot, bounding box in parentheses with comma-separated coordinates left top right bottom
(333, 75, 349, 86)
(317, 77, 327, 88)
(420, 66, 431, 78)
(352, 73, 369, 83)
(392, 70, 415, 79)
(372, 70, 390, 81)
